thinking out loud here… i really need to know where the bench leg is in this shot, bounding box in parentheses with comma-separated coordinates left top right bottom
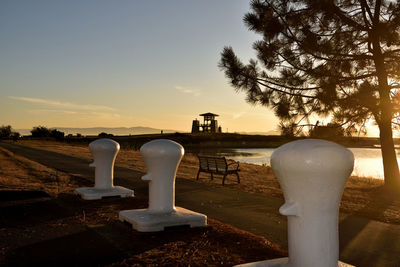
(196, 170, 201, 180)
(236, 172, 240, 184)
(222, 174, 227, 186)
(210, 172, 214, 180)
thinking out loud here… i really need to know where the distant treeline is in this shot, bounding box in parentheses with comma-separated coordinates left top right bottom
(0, 125, 116, 141)
(30, 132, 385, 150)
(0, 125, 388, 149)
(101, 133, 384, 150)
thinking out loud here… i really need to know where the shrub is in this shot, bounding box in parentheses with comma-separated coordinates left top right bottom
(0, 125, 20, 140)
(31, 126, 64, 139)
(51, 129, 65, 140)
(31, 126, 51, 137)
(0, 125, 12, 138)
(98, 132, 114, 137)
(11, 132, 20, 141)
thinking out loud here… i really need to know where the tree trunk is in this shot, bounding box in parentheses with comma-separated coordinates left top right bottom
(370, 24, 400, 190)
(378, 119, 400, 190)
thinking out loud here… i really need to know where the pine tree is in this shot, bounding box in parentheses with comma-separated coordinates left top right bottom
(220, 0, 400, 189)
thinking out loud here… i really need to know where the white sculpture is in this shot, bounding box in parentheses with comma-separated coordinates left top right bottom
(237, 139, 355, 267)
(75, 138, 134, 200)
(119, 139, 207, 232)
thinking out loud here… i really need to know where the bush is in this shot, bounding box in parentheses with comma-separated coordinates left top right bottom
(0, 125, 12, 138)
(0, 125, 20, 140)
(11, 132, 20, 141)
(31, 126, 51, 137)
(309, 122, 345, 139)
(51, 129, 65, 140)
(98, 132, 114, 137)
(31, 126, 64, 139)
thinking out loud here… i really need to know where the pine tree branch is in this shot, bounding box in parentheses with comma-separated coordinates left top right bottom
(374, 0, 382, 25)
(329, 2, 368, 31)
(255, 79, 317, 99)
(360, 0, 374, 25)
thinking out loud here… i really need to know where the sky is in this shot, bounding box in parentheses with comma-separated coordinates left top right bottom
(0, 0, 281, 133)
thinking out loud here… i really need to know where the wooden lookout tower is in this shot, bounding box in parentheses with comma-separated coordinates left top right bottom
(191, 112, 222, 133)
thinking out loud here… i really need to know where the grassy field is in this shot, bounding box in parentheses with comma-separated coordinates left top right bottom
(0, 141, 285, 266)
(6, 139, 400, 225)
(2, 139, 400, 266)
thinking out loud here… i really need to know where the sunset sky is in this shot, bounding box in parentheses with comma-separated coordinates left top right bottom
(0, 0, 282, 133)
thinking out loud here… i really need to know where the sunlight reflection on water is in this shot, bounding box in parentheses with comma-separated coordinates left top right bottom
(213, 147, 398, 180)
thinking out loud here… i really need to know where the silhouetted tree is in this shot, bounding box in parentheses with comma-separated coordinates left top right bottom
(11, 132, 20, 141)
(220, 0, 400, 189)
(0, 125, 20, 140)
(50, 129, 65, 140)
(278, 121, 297, 138)
(309, 122, 345, 139)
(31, 126, 51, 137)
(31, 126, 64, 139)
(0, 125, 12, 138)
(98, 132, 113, 137)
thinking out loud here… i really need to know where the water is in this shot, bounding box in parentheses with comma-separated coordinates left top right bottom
(191, 147, 400, 180)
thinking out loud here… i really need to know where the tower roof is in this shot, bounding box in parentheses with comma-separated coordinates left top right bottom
(199, 112, 219, 117)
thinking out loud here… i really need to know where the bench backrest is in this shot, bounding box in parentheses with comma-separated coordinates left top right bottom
(198, 156, 209, 170)
(198, 155, 227, 172)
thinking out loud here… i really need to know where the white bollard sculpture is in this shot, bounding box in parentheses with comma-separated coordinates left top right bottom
(119, 139, 207, 232)
(237, 139, 355, 267)
(75, 138, 134, 200)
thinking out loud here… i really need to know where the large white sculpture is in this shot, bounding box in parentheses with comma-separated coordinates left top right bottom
(119, 139, 207, 232)
(237, 139, 355, 267)
(75, 138, 134, 200)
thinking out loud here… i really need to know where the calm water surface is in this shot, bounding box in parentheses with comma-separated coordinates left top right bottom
(193, 147, 400, 180)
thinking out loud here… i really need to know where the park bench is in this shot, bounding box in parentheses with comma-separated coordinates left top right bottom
(196, 155, 240, 185)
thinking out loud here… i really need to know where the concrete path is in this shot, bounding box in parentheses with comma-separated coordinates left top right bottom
(1, 141, 400, 267)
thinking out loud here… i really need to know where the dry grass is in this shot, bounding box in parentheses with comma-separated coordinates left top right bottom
(0, 146, 78, 196)
(107, 218, 284, 267)
(7, 139, 400, 225)
(0, 140, 286, 265)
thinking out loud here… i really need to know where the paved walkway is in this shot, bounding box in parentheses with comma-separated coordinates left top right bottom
(1, 142, 400, 267)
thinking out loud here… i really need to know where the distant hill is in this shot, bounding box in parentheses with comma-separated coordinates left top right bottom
(15, 126, 179, 136)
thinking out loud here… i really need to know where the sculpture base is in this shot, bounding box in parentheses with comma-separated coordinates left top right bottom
(119, 206, 207, 232)
(75, 186, 134, 200)
(235, 257, 355, 267)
